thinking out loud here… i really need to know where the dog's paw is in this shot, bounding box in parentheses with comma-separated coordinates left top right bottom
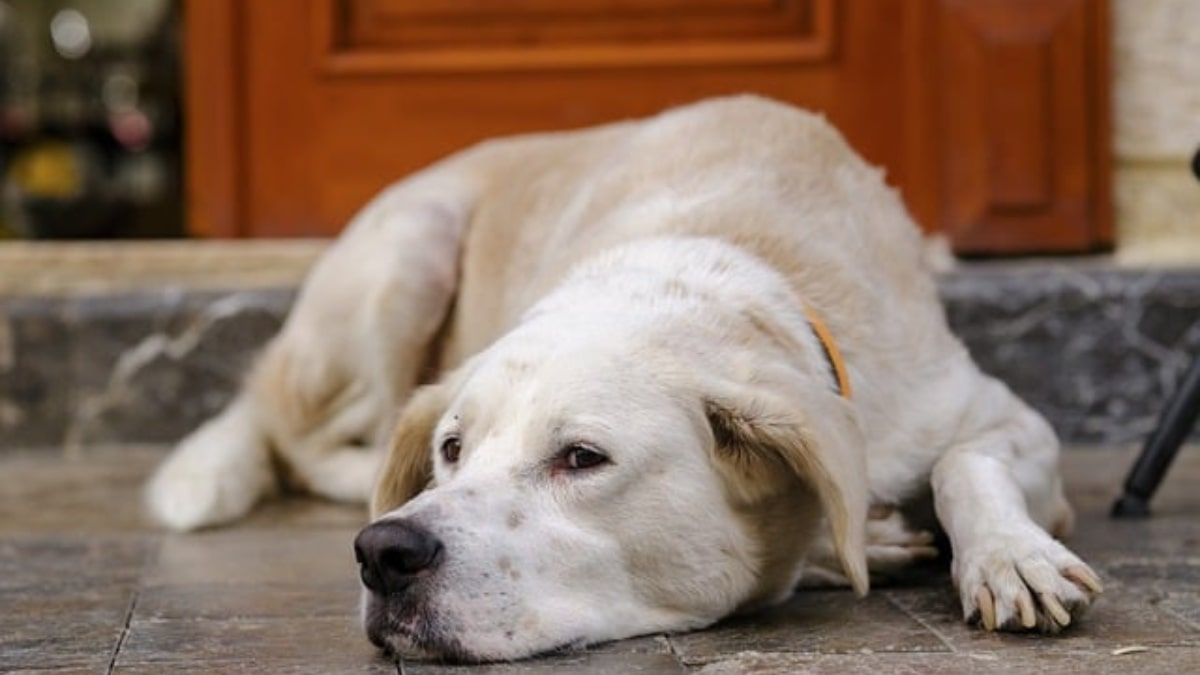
(954, 528, 1102, 633)
(802, 506, 939, 587)
(144, 402, 275, 531)
(144, 456, 263, 531)
(863, 506, 939, 573)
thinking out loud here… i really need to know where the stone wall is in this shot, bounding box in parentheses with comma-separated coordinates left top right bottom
(1113, 0, 1200, 263)
(0, 290, 291, 451)
(4, 264, 1200, 452)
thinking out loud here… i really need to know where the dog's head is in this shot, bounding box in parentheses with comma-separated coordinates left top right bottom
(355, 246, 869, 662)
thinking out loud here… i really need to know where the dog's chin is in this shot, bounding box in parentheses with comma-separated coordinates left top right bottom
(380, 632, 587, 665)
(375, 626, 557, 664)
(380, 632, 466, 664)
(368, 611, 472, 663)
(364, 597, 523, 664)
(366, 601, 586, 664)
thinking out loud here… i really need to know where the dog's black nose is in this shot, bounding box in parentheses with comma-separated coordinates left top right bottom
(354, 519, 444, 594)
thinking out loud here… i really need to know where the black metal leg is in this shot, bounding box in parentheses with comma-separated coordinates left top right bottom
(1112, 355, 1200, 518)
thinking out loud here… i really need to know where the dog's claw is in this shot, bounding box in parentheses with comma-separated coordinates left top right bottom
(1041, 592, 1072, 628)
(1064, 565, 1104, 596)
(976, 587, 997, 631)
(1016, 588, 1037, 628)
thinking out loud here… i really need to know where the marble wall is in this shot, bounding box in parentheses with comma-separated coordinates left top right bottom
(0, 290, 291, 451)
(943, 264, 1200, 445)
(3, 263, 1199, 452)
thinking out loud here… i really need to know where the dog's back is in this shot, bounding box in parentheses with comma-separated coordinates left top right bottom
(444, 96, 946, 367)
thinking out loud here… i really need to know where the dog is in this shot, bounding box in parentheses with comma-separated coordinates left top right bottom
(145, 95, 1102, 662)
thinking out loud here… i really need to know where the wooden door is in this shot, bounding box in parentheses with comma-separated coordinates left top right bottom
(186, 0, 1110, 254)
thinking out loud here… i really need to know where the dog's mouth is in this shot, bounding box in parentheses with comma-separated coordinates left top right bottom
(366, 598, 474, 663)
(378, 630, 465, 664)
(364, 590, 586, 664)
(378, 626, 583, 666)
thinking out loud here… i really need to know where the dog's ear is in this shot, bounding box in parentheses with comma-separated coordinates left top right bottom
(370, 381, 453, 518)
(703, 383, 869, 596)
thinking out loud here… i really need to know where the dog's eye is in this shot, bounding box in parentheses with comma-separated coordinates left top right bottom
(560, 444, 609, 471)
(440, 435, 462, 464)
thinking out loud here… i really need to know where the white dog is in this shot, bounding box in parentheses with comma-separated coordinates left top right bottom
(146, 95, 1101, 661)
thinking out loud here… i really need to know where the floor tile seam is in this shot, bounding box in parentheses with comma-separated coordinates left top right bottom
(1154, 604, 1200, 633)
(107, 535, 164, 674)
(881, 590, 959, 654)
(656, 634, 689, 672)
(104, 586, 140, 675)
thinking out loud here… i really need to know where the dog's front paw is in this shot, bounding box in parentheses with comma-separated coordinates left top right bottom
(954, 529, 1102, 633)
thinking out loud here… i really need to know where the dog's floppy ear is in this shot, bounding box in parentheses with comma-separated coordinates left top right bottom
(703, 382, 869, 596)
(370, 381, 453, 518)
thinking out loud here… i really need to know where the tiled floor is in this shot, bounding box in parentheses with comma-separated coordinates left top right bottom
(2, 446, 1198, 674)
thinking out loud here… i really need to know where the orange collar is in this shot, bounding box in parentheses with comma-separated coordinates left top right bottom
(802, 304, 853, 399)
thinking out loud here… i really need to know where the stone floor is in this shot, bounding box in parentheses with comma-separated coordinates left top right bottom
(1, 446, 1198, 674)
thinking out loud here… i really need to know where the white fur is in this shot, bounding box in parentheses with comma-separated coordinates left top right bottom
(147, 95, 1100, 660)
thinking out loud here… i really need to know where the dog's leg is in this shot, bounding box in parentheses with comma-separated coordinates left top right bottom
(268, 173, 479, 505)
(146, 154, 492, 530)
(931, 378, 1102, 633)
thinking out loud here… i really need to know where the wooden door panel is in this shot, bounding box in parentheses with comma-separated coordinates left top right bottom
(243, 0, 925, 238)
(322, 0, 835, 71)
(936, 0, 1110, 252)
(186, 0, 1110, 253)
(344, 0, 811, 47)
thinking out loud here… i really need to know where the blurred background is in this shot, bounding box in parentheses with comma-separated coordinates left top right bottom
(0, 0, 180, 239)
(0, 0, 1194, 261)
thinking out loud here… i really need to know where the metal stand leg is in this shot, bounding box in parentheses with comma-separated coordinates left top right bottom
(1112, 356, 1200, 518)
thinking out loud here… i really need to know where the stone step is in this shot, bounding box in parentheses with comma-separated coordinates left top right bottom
(2, 253, 1198, 450)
